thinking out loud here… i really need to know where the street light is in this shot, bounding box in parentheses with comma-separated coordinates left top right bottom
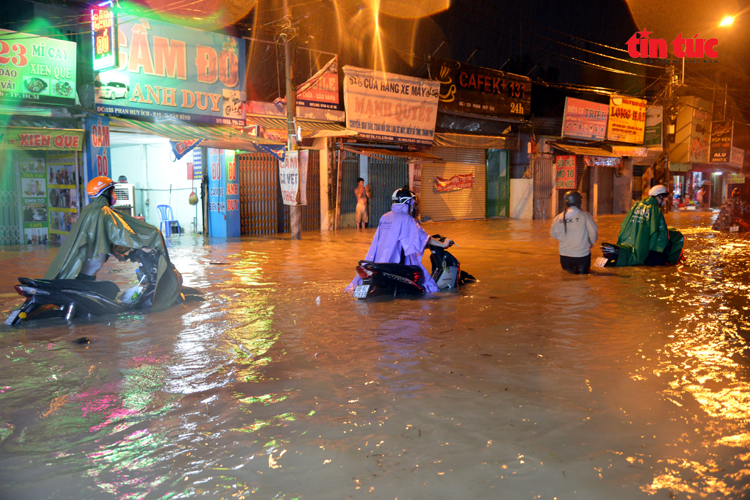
(719, 16, 735, 27)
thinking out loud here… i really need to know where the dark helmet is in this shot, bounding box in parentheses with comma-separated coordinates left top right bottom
(563, 190, 582, 208)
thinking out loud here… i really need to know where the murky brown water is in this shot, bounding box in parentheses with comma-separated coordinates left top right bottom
(1, 211, 749, 500)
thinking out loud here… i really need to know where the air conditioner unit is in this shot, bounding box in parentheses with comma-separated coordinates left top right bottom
(113, 183, 136, 217)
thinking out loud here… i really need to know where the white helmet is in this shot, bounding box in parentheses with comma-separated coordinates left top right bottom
(648, 185, 668, 197)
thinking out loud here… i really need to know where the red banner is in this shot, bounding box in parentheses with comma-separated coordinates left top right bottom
(435, 173, 473, 192)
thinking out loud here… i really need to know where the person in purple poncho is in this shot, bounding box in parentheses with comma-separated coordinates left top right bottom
(346, 188, 453, 293)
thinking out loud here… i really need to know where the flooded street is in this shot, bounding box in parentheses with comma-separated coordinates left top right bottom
(1, 211, 749, 500)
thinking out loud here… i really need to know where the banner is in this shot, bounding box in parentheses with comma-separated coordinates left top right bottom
(561, 97, 608, 140)
(606, 95, 647, 144)
(18, 153, 49, 245)
(0, 29, 77, 105)
(343, 65, 439, 145)
(709, 120, 733, 163)
(83, 116, 110, 207)
(555, 155, 576, 189)
(584, 155, 621, 168)
(430, 58, 531, 118)
(192, 148, 202, 178)
(1, 127, 84, 151)
(170, 139, 202, 161)
(279, 150, 308, 206)
(95, 18, 246, 125)
(207, 148, 240, 237)
(435, 173, 473, 192)
(644, 106, 663, 147)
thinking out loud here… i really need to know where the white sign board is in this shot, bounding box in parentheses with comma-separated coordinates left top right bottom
(343, 65, 439, 145)
(279, 150, 308, 206)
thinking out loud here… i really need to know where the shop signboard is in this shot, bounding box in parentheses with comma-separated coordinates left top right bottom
(192, 148, 202, 178)
(561, 97, 608, 140)
(207, 148, 239, 237)
(1, 127, 84, 150)
(728, 147, 744, 171)
(727, 173, 745, 184)
(343, 65, 439, 145)
(429, 58, 531, 117)
(91, 6, 118, 71)
(279, 150, 308, 206)
(709, 120, 733, 163)
(95, 18, 246, 126)
(0, 29, 77, 105)
(606, 95, 647, 144)
(294, 56, 339, 110)
(644, 106, 663, 147)
(83, 116, 111, 206)
(555, 155, 576, 189)
(668, 96, 712, 164)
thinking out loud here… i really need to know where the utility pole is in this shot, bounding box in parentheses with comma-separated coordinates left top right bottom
(282, 0, 301, 240)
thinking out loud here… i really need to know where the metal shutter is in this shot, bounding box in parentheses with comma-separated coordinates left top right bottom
(421, 147, 486, 221)
(597, 167, 614, 215)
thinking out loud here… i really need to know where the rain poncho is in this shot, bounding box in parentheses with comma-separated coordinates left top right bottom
(346, 204, 439, 292)
(43, 195, 183, 312)
(614, 196, 682, 266)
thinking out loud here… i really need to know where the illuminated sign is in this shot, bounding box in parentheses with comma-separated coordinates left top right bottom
(91, 5, 117, 71)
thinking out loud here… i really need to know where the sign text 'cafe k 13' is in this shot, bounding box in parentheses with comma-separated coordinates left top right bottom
(95, 18, 246, 126)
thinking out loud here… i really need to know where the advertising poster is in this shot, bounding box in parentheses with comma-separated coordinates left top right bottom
(689, 105, 711, 163)
(84, 116, 111, 206)
(644, 106, 663, 147)
(435, 174, 474, 192)
(430, 58, 531, 117)
(19, 153, 48, 245)
(47, 151, 80, 244)
(606, 95, 647, 144)
(343, 66, 439, 145)
(709, 120, 733, 163)
(207, 149, 240, 237)
(279, 150, 308, 206)
(555, 155, 576, 190)
(0, 29, 77, 105)
(561, 97, 608, 140)
(95, 18, 246, 125)
(192, 148, 203, 178)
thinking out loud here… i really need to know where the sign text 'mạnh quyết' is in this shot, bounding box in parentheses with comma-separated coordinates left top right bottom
(343, 66, 440, 145)
(0, 29, 77, 105)
(95, 18, 246, 126)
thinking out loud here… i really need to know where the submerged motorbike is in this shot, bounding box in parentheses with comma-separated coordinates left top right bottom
(5, 249, 202, 326)
(353, 234, 475, 299)
(599, 228, 685, 267)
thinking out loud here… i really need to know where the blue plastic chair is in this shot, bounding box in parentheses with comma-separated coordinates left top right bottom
(157, 205, 180, 237)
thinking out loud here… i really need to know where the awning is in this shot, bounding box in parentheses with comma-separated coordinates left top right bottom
(611, 145, 663, 166)
(246, 114, 356, 138)
(551, 143, 620, 157)
(110, 117, 283, 151)
(342, 145, 443, 162)
(433, 132, 518, 150)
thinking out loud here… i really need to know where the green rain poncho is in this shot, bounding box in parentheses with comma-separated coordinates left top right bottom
(614, 196, 683, 266)
(43, 196, 183, 312)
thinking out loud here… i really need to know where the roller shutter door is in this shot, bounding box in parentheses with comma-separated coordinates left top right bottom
(422, 147, 486, 221)
(597, 167, 614, 215)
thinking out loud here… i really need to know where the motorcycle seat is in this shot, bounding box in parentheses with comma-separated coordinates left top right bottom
(18, 277, 121, 301)
(370, 263, 424, 279)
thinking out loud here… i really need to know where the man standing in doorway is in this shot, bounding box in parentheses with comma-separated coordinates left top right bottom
(355, 178, 370, 229)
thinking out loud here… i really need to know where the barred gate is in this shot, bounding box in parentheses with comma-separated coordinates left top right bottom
(369, 155, 409, 224)
(237, 151, 321, 236)
(0, 153, 20, 245)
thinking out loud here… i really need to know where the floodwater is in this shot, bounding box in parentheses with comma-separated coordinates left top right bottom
(1, 211, 749, 500)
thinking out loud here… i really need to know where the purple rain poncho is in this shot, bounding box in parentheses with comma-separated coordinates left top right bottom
(346, 203, 439, 293)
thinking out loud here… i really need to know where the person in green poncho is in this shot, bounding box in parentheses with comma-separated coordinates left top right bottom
(602, 184, 684, 267)
(43, 176, 183, 312)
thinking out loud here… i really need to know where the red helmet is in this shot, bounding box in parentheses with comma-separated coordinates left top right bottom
(87, 176, 115, 197)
